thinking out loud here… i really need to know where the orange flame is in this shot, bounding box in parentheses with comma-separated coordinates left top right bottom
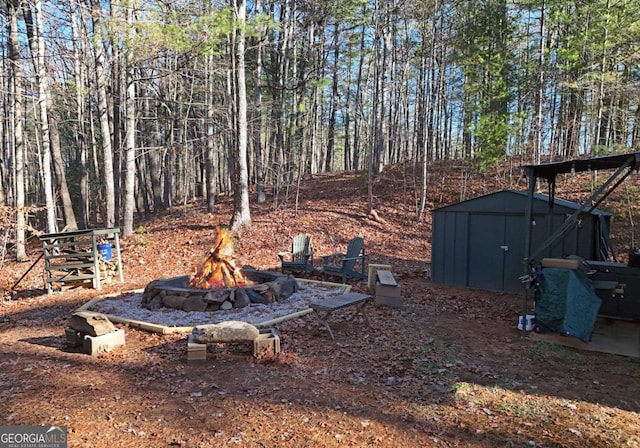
(188, 226, 249, 289)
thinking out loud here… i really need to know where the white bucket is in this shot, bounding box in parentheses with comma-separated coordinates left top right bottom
(518, 314, 535, 331)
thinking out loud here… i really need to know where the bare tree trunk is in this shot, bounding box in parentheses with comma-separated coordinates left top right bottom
(325, 24, 339, 173)
(230, 0, 251, 231)
(353, 16, 367, 171)
(90, 0, 116, 228)
(252, 0, 266, 204)
(139, 86, 165, 212)
(0, 53, 7, 208)
(9, 0, 27, 261)
(24, 0, 56, 233)
(205, 52, 217, 212)
(565, 90, 581, 158)
(50, 110, 78, 231)
(71, 4, 89, 229)
(28, 0, 78, 231)
(88, 100, 102, 224)
(371, 0, 389, 177)
(29, 3, 78, 232)
(593, 0, 611, 149)
(417, 0, 438, 222)
(533, 0, 546, 165)
(122, 2, 136, 238)
(368, 0, 389, 215)
(343, 45, 353, 172)
(112, 19, 123, 227)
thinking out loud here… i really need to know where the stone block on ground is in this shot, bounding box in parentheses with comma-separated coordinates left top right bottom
(233, 288, 250, 308)
(83, 328, 125, 356)
(275, 275, 298, 299)
(253, 328, 281, 359)
(192, 321, 260, 344)
(65, 327, 82, 347)
(143, 294, 163, 310)
(68, 311, 116, 336)
(141, 279, 160, 305)
(187, 334, 207, 362)
(163, 294, 186, 310)
(183, 295, 208, 312)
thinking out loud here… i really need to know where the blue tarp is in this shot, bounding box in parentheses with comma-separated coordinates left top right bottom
(535, 267, 602, 343)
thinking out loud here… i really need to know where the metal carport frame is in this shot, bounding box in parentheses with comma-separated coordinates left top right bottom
(520, 152, 640, 331)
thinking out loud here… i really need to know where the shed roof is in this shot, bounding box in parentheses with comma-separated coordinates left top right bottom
(432, 189, 612, 216)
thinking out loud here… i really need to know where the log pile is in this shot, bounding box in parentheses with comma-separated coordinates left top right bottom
(50, 257, 118, 290)
(98, 259, 118, 278)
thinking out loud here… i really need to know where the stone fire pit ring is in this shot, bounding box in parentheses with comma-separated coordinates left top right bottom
(77, 275, 350, 335)
(141, 268, 299, 313)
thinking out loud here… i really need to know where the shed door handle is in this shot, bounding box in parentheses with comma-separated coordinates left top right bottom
(500, 245, 509, 252)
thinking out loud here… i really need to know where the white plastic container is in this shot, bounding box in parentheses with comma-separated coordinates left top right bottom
(518, 314, 536, 331)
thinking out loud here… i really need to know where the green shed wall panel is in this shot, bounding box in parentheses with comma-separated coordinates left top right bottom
(431, 190, 611, 293)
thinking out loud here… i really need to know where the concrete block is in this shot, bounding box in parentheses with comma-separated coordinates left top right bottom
(253, 328, 280, 359)
(187, 334, 207, 362)
(375, 294, 403, 308)
(64, 327, 82, 347)
(375, 282, 402, 308)
(375, 283, 401, 298)
(83, 328, 125, 356)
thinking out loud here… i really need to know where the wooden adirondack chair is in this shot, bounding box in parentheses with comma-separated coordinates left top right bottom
(322, 237, 366, 283)
(278, 234, 314, 273)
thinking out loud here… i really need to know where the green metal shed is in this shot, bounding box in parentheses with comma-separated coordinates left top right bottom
(431, 189, 612, 293)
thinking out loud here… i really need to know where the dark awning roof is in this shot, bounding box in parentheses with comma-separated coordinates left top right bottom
(522, 152, 640, 181)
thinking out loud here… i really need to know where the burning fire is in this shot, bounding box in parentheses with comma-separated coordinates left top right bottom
(189, 226, 250, 289)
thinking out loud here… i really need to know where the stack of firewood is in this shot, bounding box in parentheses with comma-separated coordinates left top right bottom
(49, 255, 118, 290)
(98, 259, 118, 281)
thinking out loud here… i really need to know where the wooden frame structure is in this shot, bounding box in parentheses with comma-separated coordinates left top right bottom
(40, 228, 124, 293)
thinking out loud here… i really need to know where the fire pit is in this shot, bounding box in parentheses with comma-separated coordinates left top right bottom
(141, 226, 299, 312)
(141, 269, 298, 312)
(83, 278, 348, 331)
(80, 226, 349, 332)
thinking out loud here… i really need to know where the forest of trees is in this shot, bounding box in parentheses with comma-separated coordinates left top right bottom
(1, 0, 639, 259)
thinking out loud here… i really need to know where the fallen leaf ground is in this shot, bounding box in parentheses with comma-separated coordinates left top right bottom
(1, 159, 639, 448)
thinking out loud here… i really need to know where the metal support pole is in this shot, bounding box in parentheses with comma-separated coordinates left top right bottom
(521, 167, 537, 335)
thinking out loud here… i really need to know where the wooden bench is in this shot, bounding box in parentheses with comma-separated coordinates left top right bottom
(309, 292, 373, 340)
